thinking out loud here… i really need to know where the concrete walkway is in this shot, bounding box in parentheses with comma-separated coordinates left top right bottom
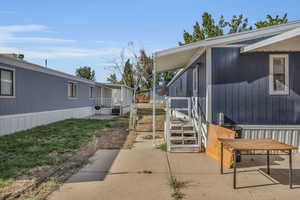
(49, 128, 300, 200)
(168, 152, 300, 200)
(48, 132, 171, 200)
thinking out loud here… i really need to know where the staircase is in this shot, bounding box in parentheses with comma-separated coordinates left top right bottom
(168, 117, 200, 152)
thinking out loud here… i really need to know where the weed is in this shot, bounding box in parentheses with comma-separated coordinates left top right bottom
(158, 143, 167, 152)
(169, 176, 186, 200)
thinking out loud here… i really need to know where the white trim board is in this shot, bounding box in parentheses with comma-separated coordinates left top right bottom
(0, 107, 94, 136)
(241, 27, 300, 53)
(206, 48, 212, 123)
(237, 124, 300, 129)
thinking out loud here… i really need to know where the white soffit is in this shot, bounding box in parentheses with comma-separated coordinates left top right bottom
(241, 27, 300, 53)
(155, 47, 200, 73)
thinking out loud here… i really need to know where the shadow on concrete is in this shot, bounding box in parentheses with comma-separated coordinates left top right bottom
(237, 155, 285, 168)
(259, 168, 300, 186)
(66, 149, 120, 183)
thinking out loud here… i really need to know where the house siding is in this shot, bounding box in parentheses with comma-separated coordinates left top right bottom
(211, 47, 300, 125)
(168, 52, 206, 116)
(0, 62, 95, 116)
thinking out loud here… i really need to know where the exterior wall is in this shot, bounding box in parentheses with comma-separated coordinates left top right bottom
(195, 52, 207, 117)
(0, 62, 95, 116)
(168, 68, 193, 98)
(167, 53, 207, 117)
(240, 125, 300, 152)
(211, 47, 300, 125)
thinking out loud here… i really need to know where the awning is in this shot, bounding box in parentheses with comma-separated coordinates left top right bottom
(155, 47, 204, 73)
(241, 27, 300, 53)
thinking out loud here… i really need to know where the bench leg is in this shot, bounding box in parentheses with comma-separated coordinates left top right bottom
(233, 150, 237, 189)
(267, 150, 270, 175)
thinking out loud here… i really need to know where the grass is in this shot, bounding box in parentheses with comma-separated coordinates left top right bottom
(169, 175, 186, 200)
(0, 117, 125, 188)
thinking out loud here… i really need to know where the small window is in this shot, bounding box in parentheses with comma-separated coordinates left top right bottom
(0, 68, 14, 97)
(269, 55, 289, 95)
(68, 82, 77, 98)
(89, 87, 94, 98)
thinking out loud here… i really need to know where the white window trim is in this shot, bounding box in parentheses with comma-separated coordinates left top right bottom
(193, 66, 198, 95)
(269, 54, 289, 95)
(0, 66, 16, 98)
(68, 81, 78, 99)
(89, 86, 95, 99)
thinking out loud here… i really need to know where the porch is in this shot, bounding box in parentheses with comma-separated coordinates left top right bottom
(94, 83, 133, 115)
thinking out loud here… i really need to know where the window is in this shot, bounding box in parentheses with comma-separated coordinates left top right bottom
(0, 68, 14, 97)
(68, 82, 77, 98)
(89, 87, 94, 98)
(269, 55, 289, 95)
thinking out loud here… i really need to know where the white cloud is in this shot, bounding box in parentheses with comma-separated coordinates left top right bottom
(0, 24, 75, 44)
(0, 46, 124, 59)
(0, 25, 47, 33)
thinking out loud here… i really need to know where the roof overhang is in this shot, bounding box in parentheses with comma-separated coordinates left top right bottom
(241, 27, 300, 53)
(154, 47, 204, 73)
(154, 20, 300, 73)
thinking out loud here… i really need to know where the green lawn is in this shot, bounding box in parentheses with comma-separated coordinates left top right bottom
(0, 117, 124, 188)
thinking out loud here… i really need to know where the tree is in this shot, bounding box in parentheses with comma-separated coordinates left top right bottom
(160, 71, 176, 86)
(106, 73, 122, 84)
(123, 59, 135, 88)
(75, 66, 96, 81)
(179, 12, 226, 45)
(228, 14, 252, 33)
(255, 13, 288, 28)
(139, 49, 154, 90)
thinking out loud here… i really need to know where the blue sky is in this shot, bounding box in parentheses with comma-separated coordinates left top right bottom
(0, 0, 299, 82)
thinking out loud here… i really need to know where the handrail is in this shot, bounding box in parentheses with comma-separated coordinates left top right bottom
(191, 97, 208, 150)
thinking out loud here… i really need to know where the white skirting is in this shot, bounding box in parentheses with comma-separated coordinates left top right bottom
(0, 107, 94, 136)
(238, 125, 300, 152)
(95, 108, 112, 115)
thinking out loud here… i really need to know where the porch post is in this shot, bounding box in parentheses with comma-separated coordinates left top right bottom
(152, 53, 156, 147)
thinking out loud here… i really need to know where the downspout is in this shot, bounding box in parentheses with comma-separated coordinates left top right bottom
(152, 53, 156, 147)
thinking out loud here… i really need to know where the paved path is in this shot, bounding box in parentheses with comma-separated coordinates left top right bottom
(48, 132, 171, 200)
(168, 152, 300, 200)
(49, 127, 300, 200)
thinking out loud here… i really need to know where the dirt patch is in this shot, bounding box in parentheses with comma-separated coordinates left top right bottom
(96, 129, 136, 149)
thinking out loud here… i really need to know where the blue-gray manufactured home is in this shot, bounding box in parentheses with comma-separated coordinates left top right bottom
(0, 54, 133, 136)
(155, 21, 300, 152)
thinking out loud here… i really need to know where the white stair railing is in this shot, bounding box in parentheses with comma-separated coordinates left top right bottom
(191, 97, 208, 151)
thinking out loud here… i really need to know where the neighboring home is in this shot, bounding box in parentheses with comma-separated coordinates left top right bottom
(0, 54, 133, 136)
(95, 83, 133, 115)
(154, 20, 300, 152)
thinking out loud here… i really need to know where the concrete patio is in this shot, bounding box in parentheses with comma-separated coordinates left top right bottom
(49, 131, 300, 200)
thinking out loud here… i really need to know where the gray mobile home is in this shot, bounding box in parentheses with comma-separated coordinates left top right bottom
(0, 54, 133, 136)
(155, 21, 300, 152)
